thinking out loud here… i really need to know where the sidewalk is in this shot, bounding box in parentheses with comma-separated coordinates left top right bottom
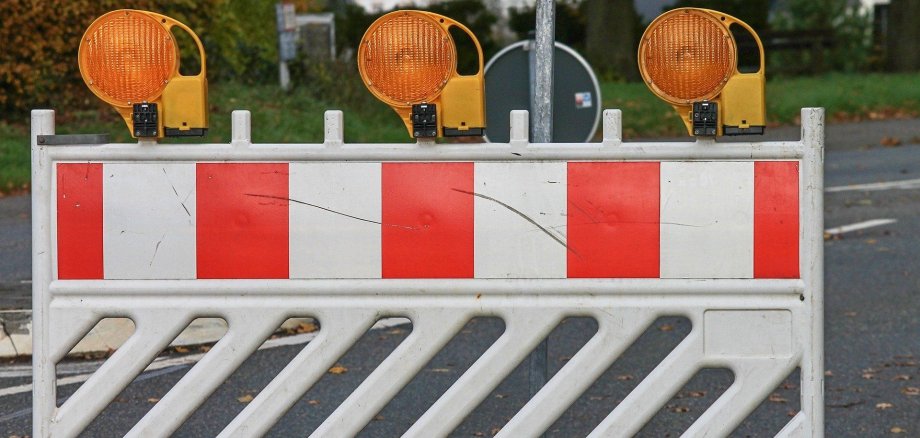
(3, 117, 920, 358)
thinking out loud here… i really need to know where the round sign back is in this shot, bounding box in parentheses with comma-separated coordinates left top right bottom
(484, 41, 601, 143)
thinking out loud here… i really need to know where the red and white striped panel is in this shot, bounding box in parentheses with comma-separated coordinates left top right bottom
(55, 161, 799, 280)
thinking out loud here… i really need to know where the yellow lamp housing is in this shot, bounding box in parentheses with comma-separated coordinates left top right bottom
(358, 10, 486, 139)
(78, 9, 208, 139)
(638, 8, 765, 137)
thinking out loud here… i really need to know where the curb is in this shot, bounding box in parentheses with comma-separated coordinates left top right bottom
(0, 311, 314, 359)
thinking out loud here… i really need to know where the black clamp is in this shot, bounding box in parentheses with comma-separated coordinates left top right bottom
(132, 103, 158, 138)
(411, 103, 438, 138)
(692, 101, 718, 137)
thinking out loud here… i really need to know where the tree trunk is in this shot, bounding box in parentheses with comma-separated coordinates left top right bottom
(888, 0, 920, 71)
(585, 0, 639, 80)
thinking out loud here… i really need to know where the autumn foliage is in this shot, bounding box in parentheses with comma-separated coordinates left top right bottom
(0, 0, 281, 116)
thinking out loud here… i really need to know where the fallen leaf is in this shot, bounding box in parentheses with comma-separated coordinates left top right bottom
(902, 387, 920, 396)
(491, 427, 501, 435)
(174, 346, 190, 354)
(876, 402, 893, 410)
(825, 370, 834, 377)
(237, 394, 254, 403)
(428, 368, 451, 373)
(769, 393, 788, 403)
(308, 399, 320, 405)
(671, 406, 690, 413)
(781, 382, 798, 390)
(891, 426, 906, 434)
(787, 410, 797, 417)
(328, 364, 348, 375)
(295, 322, 318, 334)
(658, 324, 674, 332)
(688, 391, 706, 398)
(616, 374, 634, 381)
(880, 136, 902, 147)
(373, 414, 384, 421)
(494, 394, 507, 399)
(862, 373, 876, 380)
(147, 397, 159, 403)
(893, 375, 911, 381)
(474, 433, 484, 437)
(198, 345, 211, 353)
(865, 239, 877, 245)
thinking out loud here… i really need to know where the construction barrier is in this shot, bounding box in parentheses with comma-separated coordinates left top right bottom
(32, 108, 825, 437)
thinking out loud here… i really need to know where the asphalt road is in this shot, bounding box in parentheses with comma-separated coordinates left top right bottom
(1, 119, 919, 436)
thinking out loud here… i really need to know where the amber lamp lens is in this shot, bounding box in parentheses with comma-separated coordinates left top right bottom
(79, 10, 176, 106)
(359, 12, 454, 105)
(640, 10, 734, 104)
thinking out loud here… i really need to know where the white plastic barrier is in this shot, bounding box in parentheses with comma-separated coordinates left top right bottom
(32, 108, 824, 437)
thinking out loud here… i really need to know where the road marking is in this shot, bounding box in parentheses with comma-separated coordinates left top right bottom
(826, 177, 920, 193)
(0, 317, 409, 399)
(0, 365, 187, 423)
(825, 219, 897, 236)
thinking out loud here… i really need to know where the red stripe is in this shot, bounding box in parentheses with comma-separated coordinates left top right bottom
(382, 162, 474, 278)
(754, 161, 799, 278)
(567, 162, 660, 278)
(57, 163, 104, 279)
(196, 163, 289, 279)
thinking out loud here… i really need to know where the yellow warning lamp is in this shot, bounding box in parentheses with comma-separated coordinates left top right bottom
(638, 8, 765, 137)
(78, 9, 208, 139)
(358, 10, 485, 139)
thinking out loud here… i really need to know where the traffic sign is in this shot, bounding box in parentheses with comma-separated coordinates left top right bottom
(484, 41, 601, 143)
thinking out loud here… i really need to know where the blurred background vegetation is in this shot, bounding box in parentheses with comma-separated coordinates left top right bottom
(2, 0, 920, 192)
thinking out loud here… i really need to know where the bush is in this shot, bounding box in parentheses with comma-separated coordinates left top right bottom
(0, 0, 281, 117)
(770, 0, 872, 74)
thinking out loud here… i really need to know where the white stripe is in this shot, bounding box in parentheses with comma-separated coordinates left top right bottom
(824, 218, 896, 236)
(660, 162, 754, 278)
(103, 163, 196, 279)
(825, 177, 920, 193)
(289, 163, 382, 278)
(474, 162, 567, 278)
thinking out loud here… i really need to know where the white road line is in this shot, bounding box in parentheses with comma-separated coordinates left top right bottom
(824, 219, 897, 236)
(0, 317, 410, 398)
(826, 177, 920, 193)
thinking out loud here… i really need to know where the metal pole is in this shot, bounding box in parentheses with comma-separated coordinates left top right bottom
(276, 3, 292, 91)
(532, 0, 555, 144)
(529, 0, 555, 405)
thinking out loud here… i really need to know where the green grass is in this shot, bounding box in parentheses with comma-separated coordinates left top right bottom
(4, 72, 920, 192)
(603, 72, 920, 138)
(0, 122, 29, 193)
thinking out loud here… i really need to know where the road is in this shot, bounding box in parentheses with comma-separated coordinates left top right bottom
(0, 119, 918, 436)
